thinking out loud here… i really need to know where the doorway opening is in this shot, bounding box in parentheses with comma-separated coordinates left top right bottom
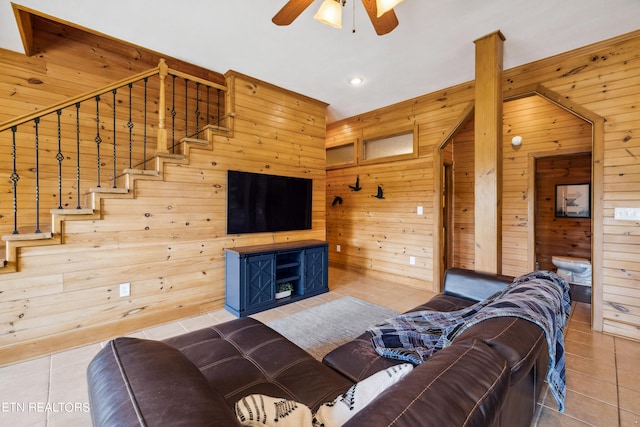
(534, 152, 593, 303)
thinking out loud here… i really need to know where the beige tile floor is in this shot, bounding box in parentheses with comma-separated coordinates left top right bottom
(0, 267, 638, 426)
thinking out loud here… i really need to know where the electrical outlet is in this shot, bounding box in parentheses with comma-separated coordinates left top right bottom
(119, 283, 131, 297)
(336, 244, 341, 253)
(409, 256, 416, 265)
(417, 206, 423, 215)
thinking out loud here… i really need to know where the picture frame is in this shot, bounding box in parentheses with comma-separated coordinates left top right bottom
(555, 183, 590, 218)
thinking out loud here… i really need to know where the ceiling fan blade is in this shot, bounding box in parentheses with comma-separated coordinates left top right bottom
(272, 0, 316, 26)
(361, 0, 399, 35)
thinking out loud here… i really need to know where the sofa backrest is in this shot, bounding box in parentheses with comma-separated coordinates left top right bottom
(443, 267, 513, 302)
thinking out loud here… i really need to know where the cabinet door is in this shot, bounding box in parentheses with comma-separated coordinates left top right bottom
(244, 254, 275, 309)
(304, 246, 328, 294)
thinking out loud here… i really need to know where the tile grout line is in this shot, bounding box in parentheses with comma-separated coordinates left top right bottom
(46, 356, 52, 427)
(613, 337, 621, 427)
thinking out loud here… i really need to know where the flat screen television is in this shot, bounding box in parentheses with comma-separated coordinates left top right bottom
(227, 170, 312, 234)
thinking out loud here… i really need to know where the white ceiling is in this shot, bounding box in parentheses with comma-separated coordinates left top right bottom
(1, 0, 640, 123)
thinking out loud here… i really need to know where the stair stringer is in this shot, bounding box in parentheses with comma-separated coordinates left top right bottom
(0, 137, 212, 274)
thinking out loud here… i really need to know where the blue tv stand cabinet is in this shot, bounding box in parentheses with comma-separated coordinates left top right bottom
(224, 240, 329, 317)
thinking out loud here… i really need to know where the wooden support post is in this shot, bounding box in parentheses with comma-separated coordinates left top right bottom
(473, 31, 505, 274)
(156, 58, 169, 154)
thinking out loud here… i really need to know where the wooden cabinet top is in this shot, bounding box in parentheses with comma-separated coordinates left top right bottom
(225, 240, 328, 255)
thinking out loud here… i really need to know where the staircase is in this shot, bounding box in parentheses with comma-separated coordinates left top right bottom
(0, 60, 233, 274)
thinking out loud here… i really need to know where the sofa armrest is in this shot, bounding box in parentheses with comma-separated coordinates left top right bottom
(87, 337, 239, 427)
(443, 267, 513, 302)
(343, 339, 510, 427)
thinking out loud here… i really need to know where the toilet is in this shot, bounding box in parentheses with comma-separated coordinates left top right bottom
(552, 255, 592, 287)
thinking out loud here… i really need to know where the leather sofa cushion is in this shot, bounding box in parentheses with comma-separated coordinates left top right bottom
(343, 339, 510, 427)
(87, 337, 238, 427)
(323, 331, 403, 382)
(164, 317, 353, 411)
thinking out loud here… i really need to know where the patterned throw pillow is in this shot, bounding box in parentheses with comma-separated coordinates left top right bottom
(234, 363, 413, 427)
(314, 363, 413, 426)
(235, 394, 313, 427)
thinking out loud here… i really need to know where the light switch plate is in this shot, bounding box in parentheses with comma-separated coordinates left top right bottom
(614, 207, 640, 221)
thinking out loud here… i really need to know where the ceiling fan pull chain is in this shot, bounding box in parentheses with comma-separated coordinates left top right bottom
(352, 0, 356, 33)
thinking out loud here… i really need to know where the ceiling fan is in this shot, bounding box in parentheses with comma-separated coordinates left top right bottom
(272, 0, 404, 36)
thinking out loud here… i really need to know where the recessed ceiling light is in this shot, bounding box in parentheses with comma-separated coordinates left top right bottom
(349, 77, 364, 86)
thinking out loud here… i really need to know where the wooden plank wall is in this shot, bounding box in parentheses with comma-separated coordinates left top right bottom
(0, 20, 327, 365)
(326, 94, 475, 290)
(0, 14, 225, 234)
(327, 30, 640, 341)
(450, 119, 475, 270)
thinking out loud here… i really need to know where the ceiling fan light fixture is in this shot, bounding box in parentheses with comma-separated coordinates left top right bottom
(375, 0, 404, 17)
(314, 0, 343, 29)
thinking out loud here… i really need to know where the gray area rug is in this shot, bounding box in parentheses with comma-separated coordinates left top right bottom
(267, 296, 399, 360)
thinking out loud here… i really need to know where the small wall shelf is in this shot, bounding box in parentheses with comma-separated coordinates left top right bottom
(224, 240, 329, 317)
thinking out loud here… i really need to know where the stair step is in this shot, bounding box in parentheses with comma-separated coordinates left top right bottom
(50, 208, 94, 215)
(50, 208, 96, 233)
(180, 137, 209, 145)
(156, 152, 186, 160)
(123, 168, 160, 177)
(90, 187, 129, 194)
(204, 124, 231, 133)
(2, 228, 53, 242)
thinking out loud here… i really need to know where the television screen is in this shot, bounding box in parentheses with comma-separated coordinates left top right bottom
(227, 170, 312, 234)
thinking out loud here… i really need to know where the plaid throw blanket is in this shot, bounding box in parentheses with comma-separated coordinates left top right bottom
(368, 271, 571, 412)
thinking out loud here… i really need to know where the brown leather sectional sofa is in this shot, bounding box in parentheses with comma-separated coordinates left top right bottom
(87, 268, 551, 426)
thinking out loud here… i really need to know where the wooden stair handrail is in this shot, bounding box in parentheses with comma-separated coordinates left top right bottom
(167, 68, 228, 93)
(0, 66, 159, 133)
(0, 60, 228, 133)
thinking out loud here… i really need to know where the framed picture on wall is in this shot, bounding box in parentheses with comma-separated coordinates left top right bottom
(555, 183, 590, 218)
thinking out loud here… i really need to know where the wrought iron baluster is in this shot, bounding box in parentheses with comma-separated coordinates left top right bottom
(75, 102, 81, 209)
(112, 88, 117, 188)
(34, 117, 41, 233)
(10, 126, 20, 234)
(171, 75, 176, 153)
(195, 82, 200, 137)
(95, 95, 102, 187)
(217, 88, 221, 128)
(56, 109, 63, 209)
(206, 86, 210, 129)
(128, 83, 134, 168)
(143, 77, 148, 170)
(184, 78, 189, 138)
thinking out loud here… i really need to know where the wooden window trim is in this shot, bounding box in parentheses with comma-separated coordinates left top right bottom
(326, 139, 358, 170)
(358, 123, 418, 166)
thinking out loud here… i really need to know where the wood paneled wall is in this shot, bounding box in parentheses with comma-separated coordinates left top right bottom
(0, 19, 326, 365)
(327, 30, 640, 341)
(450, 120, 475, 270)
(0, 13, 227, 234)
(326, 94, 476, 290)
